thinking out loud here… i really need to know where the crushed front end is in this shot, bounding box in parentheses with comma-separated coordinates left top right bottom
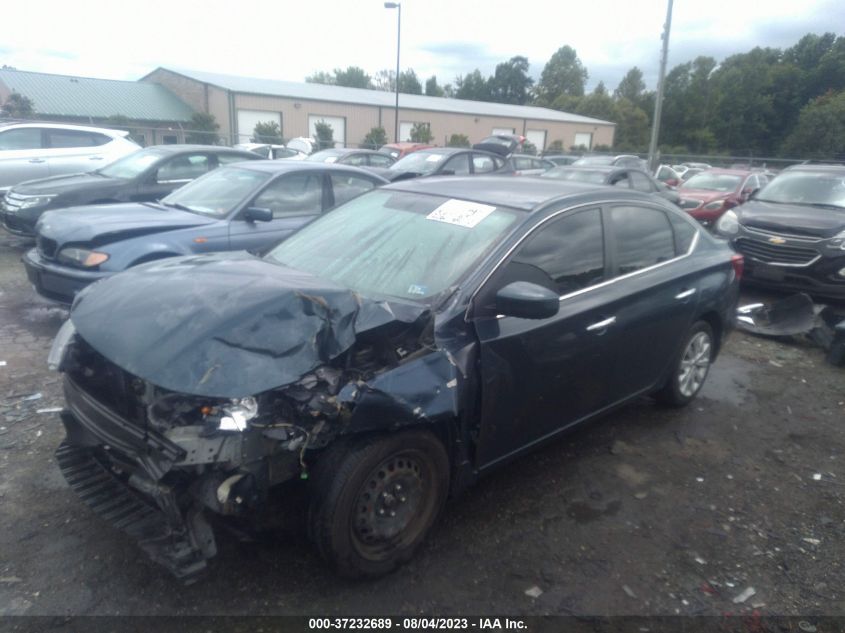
(52, 323, 345, 581)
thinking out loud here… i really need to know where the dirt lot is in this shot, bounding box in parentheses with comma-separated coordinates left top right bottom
(1, 233, 844, 618)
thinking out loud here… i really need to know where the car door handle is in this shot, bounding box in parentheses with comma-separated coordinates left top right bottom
(88, 156, 104, 160)
(675, 288, 696, 300)
(586, 316, 616, 332)
(28, 158, 46, 163)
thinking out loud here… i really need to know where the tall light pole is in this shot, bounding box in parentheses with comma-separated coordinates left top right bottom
(384, 2, 401, 142)
(647, 0, 673, 171)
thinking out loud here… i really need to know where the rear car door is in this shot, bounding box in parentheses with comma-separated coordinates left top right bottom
(601, 203, 700, 401)
(0, 127, 49, 189)
(44, 129, 114, 177)
(473, 205, 619, 467)
(228, 171, 326, 252)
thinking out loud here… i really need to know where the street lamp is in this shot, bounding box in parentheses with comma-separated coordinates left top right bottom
(384, 2, 401, 143)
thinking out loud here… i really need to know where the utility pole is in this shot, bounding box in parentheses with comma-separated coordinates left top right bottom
(647, 0, 673, 171)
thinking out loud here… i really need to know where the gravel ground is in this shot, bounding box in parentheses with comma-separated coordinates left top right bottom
(1, 233, 844, 618)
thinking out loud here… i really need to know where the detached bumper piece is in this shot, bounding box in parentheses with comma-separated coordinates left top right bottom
(55, 442, 214, 582)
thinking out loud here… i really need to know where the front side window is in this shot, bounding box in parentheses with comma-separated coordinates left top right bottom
(497, 207, 605, 296)
(388, 151, 445, 176)
(252, 173, 323, 217)
(0, 127, 43, 150)
(368, 154, 394, 167)
(610, 206, 676, 275)
(473, 154, 500, 174)
(156, 154, 210, 182)
(267, 191, 520, 301)
(443, 154, 471, 175)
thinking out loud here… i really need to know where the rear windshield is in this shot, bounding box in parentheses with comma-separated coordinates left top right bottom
(541, 167, 608, 184)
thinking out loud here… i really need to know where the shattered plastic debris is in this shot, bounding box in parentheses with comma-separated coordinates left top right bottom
(736, 294, 845, 367)
(0, 361, 6, 367)
(36, 407, 63, 414)
(802, 537, 821, 546)
(813, 473, 822, 481)
(22, 393, 42, 401)
(525, 586, 543, 598)
(623, 585, 637, 599)
(799, 621, 818, 633)
(0, 576, 22, 583)
(732, 587, 756, 604)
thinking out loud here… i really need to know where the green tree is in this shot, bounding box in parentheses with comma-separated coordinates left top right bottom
(614, 67, 647, 105)
(373, 69, 395, 92)
(314, 121, 334, 150)
(455, 69, 491, 101)
(398, 69, 423, 95)
(447, 133, 470, 147)
(425, 75, 445, 97)
(409, 122, 433, 143)
(781, 90, 845, 158)
(185, 112, 219, 144)
(305, 70, 335, 84)
(535, 45, 588, 104)
(361, 126, 387, 149)
(488, 56, 533, 105)
(660, 56, 718, 152)
(334, 66, 372, 89)
(547, 140, 564, 152)
(574, 86, 616, 121)
(253, 121, 283, 144)
(1, 92, 35, 118)
(613, 98, 650, 152)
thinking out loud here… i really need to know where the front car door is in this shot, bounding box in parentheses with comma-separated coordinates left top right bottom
(0, 127, 49, 190)
(472, 205, 617, 468)
(227, 171, 327, 252)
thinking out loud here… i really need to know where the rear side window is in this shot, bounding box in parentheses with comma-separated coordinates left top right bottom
(217, 152, 255, 165)
(156, 154, 210, 182)
(368, 154, 393, 167)
(253, 173, 324, 217)
(610, 205, 676, 275)
(473, 154, 500, 174)
(668, 213, 697, 255)
(0, 127, 43, 150)
(499, 207, 605, 296)
(46, 129, 106, 148)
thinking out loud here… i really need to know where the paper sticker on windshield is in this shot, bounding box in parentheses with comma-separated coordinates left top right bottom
(426, 154, 443, 162)
(426, 199, 496, 228)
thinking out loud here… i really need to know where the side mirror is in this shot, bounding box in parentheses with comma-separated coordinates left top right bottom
(495, 282, 559, 320)
(244, 206, 273, 222)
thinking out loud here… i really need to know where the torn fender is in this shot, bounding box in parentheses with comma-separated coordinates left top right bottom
(338, 350, 463, 432)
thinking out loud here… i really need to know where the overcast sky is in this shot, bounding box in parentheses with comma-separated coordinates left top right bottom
(2, 0, 843, 92)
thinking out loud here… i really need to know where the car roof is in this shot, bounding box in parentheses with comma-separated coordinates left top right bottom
(0, 120, 129, 136)
(784, 164, 845, 173)
(696, 168, 756, 176)
(382, 175, 658, 212)
(312, 148, 381, 156)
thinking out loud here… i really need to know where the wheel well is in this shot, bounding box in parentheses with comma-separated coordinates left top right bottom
(697, 311, 723, 357)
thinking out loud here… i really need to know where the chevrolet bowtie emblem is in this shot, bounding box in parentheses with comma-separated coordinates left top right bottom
(768, 236, 787, 245)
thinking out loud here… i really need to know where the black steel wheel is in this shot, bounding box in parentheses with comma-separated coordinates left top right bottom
(309, 430, 449, 578)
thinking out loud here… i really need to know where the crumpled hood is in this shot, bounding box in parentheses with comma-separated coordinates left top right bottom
(69, 252, 429, 397)
(738, 200, 845, 238)
(37, 203, 214, 246)
(14, 172, 123, 195)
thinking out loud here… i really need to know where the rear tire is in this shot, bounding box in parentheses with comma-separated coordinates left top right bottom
(656, 321, 714, 407)
(309, 430, 449, 578)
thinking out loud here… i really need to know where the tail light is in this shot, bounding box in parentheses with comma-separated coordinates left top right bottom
(730, 254, 744, 281)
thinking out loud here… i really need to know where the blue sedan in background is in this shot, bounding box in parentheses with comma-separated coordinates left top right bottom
(23, 161, 387, 303)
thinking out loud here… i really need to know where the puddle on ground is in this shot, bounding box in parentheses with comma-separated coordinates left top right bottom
(698, 355, 756, 407)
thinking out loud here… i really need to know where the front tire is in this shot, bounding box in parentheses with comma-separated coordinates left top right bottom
(309, 430, 450, 578)
(656, 321, 714, 407)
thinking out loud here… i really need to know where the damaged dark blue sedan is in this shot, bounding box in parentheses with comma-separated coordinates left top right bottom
(50, 176, 742, 580)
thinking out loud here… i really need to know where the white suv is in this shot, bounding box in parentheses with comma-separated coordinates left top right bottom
(0, 121, 140, 193)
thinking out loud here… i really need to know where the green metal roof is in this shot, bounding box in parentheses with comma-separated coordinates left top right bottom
(0, 69, 195, 122)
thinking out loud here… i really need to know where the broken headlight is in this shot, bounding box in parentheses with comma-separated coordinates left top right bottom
(217, 397, 259, 432)
(827, 230, 845, 250)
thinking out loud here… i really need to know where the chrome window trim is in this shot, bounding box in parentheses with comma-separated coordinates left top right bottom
(466, 199, 701, 321)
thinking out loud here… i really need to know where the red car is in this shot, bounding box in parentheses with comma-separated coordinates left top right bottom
(677, 169, 770, 227)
